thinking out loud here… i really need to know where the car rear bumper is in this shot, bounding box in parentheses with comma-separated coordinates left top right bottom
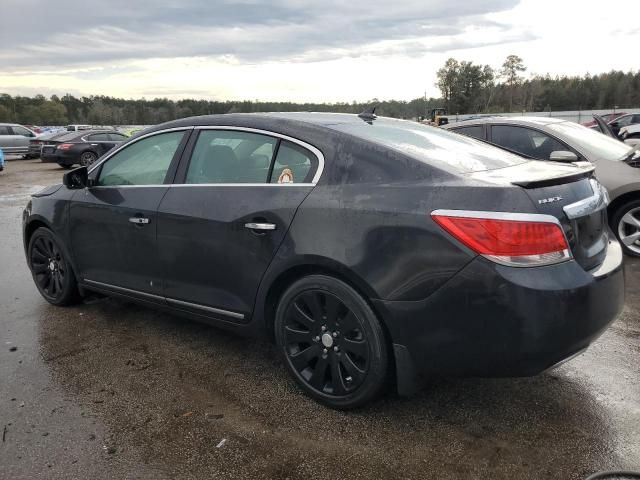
(41, 151, 74, 165)
(374, 236, 624, 390)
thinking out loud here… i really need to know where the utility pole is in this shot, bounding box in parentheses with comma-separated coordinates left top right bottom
(424, 91, 427, 120)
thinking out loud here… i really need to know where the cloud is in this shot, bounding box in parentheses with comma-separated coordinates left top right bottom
(0, 0, 523, 69)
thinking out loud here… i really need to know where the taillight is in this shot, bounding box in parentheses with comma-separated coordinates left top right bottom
(57, 143, 73, 150)
(431, 210, 571, 267)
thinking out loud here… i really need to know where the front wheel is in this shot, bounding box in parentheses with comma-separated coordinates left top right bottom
(28, 227, 81, 305)
(611, 200, 640, 257)
(275, 275, 389, 409)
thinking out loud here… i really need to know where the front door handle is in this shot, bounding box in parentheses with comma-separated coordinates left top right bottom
(129, 217, 150, 225)
(244, 222, 276, 231)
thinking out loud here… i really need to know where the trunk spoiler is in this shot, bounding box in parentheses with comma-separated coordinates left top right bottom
(470, 162, 595, 189)
(511, 164, 595, 189)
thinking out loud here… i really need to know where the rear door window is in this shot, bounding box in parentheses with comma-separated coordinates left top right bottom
(270, 141, 316, 184)
(11, 126, 33, 136)
(87, 133, 111, 141)
(185, 130, 278, 184)
(452, 125, 484, 140)
(490, 125, 568, 160)
(109, 133, 128, 141)
(0, 126, 11, 135)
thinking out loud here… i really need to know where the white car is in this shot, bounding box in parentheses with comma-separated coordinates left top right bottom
(0, 123, 38, 155)
(619, 123, 640, 141)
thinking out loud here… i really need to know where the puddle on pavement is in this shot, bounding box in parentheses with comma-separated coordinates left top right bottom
(36, 296, 627, 479)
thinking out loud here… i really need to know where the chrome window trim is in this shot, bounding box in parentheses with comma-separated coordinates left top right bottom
(88, 125, 325, 186)
(193, 125, 325, 184)
(83, 279, 245, 320)
(89, 183, 315, 189)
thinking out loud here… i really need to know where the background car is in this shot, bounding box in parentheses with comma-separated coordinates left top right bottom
(445, 117, 640, 256)
(23, 113, 624, 408)
(27, 131, 70, 159)
(65, 124, 92, 132)
(40, 129, 129, 168)
(607, 113, 640, 137)
(582, 112, 627, 128)
(0, 123, 38, 156)
(0, 147, 4, 171)
(619, 123, 640, 141)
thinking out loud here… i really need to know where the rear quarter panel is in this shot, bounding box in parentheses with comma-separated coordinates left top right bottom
(273, 180, 536, 303)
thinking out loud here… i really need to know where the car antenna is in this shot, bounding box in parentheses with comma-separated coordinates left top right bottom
(358, 106, 377, 121)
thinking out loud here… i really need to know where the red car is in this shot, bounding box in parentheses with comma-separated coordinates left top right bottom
(582, 112, 627, 128)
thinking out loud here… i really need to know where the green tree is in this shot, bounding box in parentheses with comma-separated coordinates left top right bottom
(501, 55, 526, 112)
(436, 58, 459, 111)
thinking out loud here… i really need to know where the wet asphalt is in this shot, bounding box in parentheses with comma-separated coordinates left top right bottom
(0, 158, 638, 480)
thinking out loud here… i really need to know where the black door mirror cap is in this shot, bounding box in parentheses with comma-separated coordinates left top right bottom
(63, 166, 89, 189)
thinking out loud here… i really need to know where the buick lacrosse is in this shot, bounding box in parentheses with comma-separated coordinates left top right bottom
(23, 112, 624, 408)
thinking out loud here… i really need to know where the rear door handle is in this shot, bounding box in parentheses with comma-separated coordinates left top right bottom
(129, 217, 150, 225)
(244, 222, 276, 231)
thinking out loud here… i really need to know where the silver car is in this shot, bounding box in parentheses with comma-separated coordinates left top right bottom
(0, 123, 38, 155)
(445, 116, 640, 256)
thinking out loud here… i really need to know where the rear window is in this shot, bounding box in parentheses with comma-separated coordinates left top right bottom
(451, 125, 484, 140)
(53, 132, 84, 142)
(331, 119, 527, 173)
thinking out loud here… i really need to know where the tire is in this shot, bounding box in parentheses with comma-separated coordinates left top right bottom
(27, 227, 81, 305)
(60, 164, 73, 169)
(274, 275, 388, 409)
(79, 151, 97, 167)
(611, 199, 640, 257)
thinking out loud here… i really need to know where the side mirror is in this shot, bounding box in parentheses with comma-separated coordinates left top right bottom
(63, 166, 88, 189)
(549, 151, 578, 162)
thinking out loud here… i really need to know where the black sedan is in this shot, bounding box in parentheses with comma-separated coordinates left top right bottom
(40, 129, 128, 168)
(22, 113, 624, 408)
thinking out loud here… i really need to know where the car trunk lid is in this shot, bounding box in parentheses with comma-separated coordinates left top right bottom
(470, 161, 609, 271)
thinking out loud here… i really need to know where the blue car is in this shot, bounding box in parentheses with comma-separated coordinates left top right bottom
(0, 147, 5, 171)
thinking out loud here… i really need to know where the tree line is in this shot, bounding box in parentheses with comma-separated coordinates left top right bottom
(0, 57, 638, 125)
(0, 94, 443, 126)
(436, 55, 640, 114)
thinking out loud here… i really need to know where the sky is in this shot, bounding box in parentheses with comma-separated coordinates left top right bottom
(1, 0, 639, 103)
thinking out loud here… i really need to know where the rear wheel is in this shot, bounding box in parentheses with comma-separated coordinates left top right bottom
(28, 227, 81, 305)
(275, 275, 388, 409)
(611, 200, 640, 257)
(79, 151, 98, 167)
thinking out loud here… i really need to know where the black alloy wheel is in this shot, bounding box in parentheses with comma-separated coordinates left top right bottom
(80, 151, 98, 167)
(28, 227, 80, 305)
(275, 275, 388, 409)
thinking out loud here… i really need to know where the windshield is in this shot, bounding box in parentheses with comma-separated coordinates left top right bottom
(331, 119, 528, 173)
(548, 121, 634, 162)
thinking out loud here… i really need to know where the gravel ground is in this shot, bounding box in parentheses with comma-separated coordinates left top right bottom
(1, 158, 639, 480)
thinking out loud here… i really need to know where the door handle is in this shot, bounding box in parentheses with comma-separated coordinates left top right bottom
(244, 222, 276, 231)
(129, 217, 150, 225)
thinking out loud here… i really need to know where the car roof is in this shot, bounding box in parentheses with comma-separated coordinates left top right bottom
(153, 112, 407, 130)
(54, 129, 116, 142)
(446, 116, 568, 128)
(0, 123, 23, 127)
